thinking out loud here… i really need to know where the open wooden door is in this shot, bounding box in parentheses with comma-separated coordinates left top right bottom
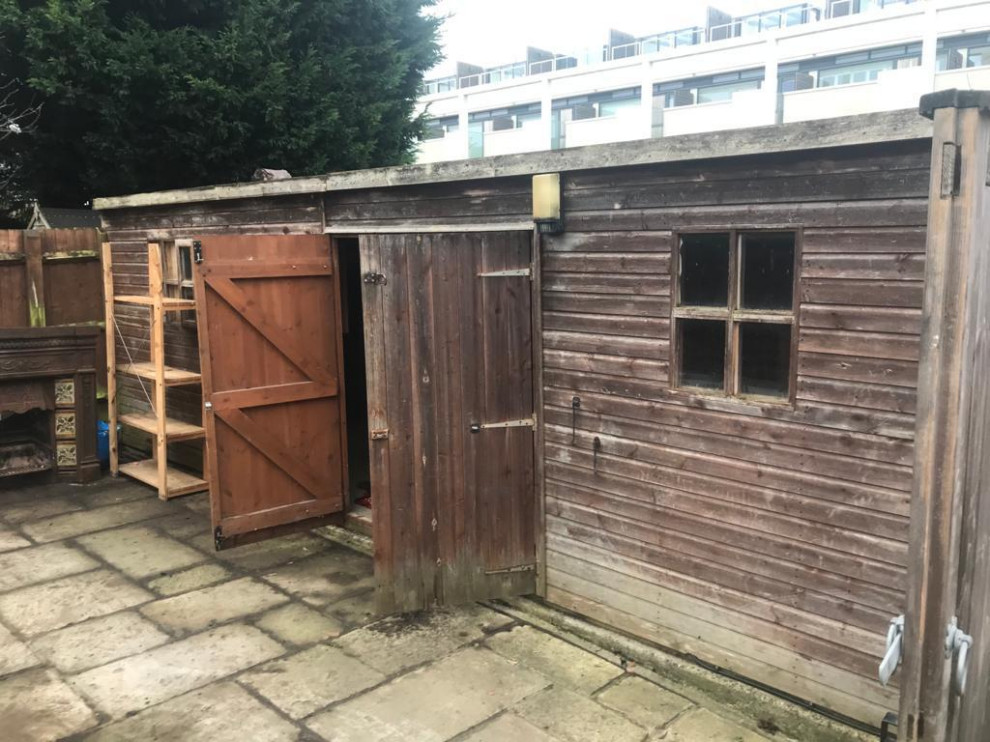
(361, 231, 537, 613)
(193, 235, 347, 547)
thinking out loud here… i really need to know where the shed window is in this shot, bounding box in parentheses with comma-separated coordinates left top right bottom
(673, 231, 798, 401)
(162, 240, 196, 328)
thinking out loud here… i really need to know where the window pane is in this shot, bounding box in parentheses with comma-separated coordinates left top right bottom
(679, 319, 726, 390)
(679, 233, 730, 306)
(739, 322, 791, 397)
(740, 233, 795, 310)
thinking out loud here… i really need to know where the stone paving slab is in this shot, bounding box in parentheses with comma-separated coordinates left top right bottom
(0, 667, 98, 742)
(596, 674, 694, 732)
(29, 611, 169, 674)
(334, 604, 514, 676)
(208, 532, 335, 571)
(79, 484, 151, 509)
(149, 510, 211, 539)
(255, 602, 344, 645)
(22, 499, 171, 543)
(461, 712, 561, 741)
(82, 681, 299, 742)
(77, 525, 206, 579)
(305, 646, 549, 742)
(0, 496, 83, 525)
(140, 576, 289, 634)
(241, 644, 385, 720)
(262, 550, 375, 606)
(0, 542, 98, 593)
(663, 708, 771, 741)
(0, 528, 31, 552)
(486, 625, 623, 695)
(0, 622, 40, 677)
(513, 686, 646, 742)
(70, 623, 284, 718)
(0, 569, 151, 636)
(147, 562, 232, 597)
(326, 588, 377, 628)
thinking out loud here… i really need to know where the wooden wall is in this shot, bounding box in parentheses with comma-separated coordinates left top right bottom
(541, 139, 931, 725)
(100, 194, 324, 463)
(324, 176, 532, 230)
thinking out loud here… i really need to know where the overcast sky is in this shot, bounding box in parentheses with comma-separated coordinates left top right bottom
(426, 0, 791, 76)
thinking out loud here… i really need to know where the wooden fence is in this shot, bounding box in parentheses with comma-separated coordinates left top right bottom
(0, 229, 104, 328)
(0, 228, 106, 390)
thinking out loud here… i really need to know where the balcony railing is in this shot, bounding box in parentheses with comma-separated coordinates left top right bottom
(419, 0, 920, 96)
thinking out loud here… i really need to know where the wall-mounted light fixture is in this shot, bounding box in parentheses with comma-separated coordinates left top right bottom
(533, 173, 563, 235)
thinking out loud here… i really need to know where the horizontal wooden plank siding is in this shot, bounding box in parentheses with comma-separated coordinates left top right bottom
(101, 194, 324, 464)
(542, 139, 930, 726)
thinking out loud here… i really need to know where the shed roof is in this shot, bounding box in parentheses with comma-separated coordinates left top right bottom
(93, 108, 931, 212)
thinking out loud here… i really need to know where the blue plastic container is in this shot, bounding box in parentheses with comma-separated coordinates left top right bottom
(97, 421, 110, 468)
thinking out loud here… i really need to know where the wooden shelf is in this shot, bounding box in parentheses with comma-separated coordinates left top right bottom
(119, 412, 205, 441)
(120, 362, 201, 386)
(114, 295, 197, 310)
(119, 460, 207, 498)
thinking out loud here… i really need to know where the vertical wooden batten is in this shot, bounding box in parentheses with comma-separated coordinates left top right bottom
(900, 89, 990, 742)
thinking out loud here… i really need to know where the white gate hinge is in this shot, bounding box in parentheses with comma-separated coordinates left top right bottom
(879, 614, 904, 686)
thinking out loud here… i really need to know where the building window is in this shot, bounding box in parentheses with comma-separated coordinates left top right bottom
(162, 240, 196, 328)
(672, 231, 798, 400)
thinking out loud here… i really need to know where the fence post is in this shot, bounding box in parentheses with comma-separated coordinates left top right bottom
(23, 230, 46, 327)
(900, 89, 990, 742)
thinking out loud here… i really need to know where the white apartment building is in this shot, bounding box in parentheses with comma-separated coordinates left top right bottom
(416, 0, 990, 163)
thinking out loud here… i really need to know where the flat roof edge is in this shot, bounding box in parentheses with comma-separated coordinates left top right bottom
(93, 109, 931, 211)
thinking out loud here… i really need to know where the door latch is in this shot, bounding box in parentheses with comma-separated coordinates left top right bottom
(879, 614, 904, 686)
(946, 616, 973, 696)
(370, 429, 389, 441)
(204, 401, 213, 411)
(193, 241, 203, 264)
(363, 272, 387, 286)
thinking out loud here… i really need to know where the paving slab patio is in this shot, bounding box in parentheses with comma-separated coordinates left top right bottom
(0, 476, 864, 742)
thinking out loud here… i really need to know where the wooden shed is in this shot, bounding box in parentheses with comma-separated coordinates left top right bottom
(93, 91, 990, 740)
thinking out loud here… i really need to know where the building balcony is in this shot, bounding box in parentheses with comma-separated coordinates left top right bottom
(781, 65, 927, 123)
(416, 133, 468, 163)
(564, 108, 645, 148)
(934, 65, 990, 92)
(482, 125, 546, 157)
(660, 89, 777, 137)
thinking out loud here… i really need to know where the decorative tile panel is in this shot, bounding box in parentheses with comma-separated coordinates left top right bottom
(54, 378, 75, 407)
(55, 411, 76, 440)
(56, 443, 77, 468)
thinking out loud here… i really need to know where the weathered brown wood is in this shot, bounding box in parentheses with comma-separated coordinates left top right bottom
(193, 234, 346, 540)
(899, 95, 990, 742)
(102, 240, 119, 475)
(365, 231, 537, 613)
(23, 232, 46, 327)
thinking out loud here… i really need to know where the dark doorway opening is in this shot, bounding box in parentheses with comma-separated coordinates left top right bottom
(337, 238, 372, 534)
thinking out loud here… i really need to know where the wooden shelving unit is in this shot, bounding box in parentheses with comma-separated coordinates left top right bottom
(102, 241, 207, 499)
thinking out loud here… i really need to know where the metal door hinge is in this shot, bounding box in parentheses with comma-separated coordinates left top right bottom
(363, 272, 387, 286)
(193, 241, 203, 264)
(470, 417, 536, 433)
(213, 525, 224, 551)
(940, 142, 961, 198)
(879, 614, 904, 686)
(477, 268, 531, 278)
(946, 616, 973, 695)
(485, 563, 536, 575)
(370, 428, 389, 441)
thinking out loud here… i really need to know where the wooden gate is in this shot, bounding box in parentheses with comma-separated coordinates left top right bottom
(360, 231, 537, 613)
(194, 235, 347, 544)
